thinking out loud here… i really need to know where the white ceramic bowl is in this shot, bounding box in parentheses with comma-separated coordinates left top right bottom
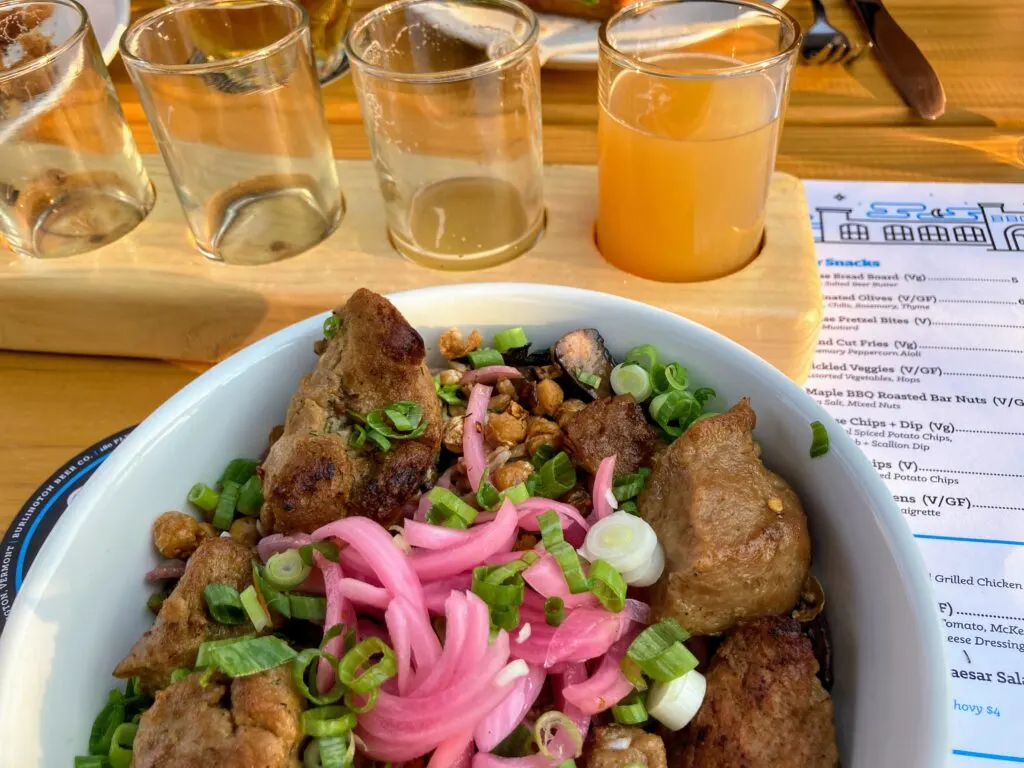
(0, 284, 948, 766)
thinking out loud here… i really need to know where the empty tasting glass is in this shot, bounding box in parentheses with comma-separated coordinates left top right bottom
(347, 0, 544, 270)
(121, 0, 342, 265)
(0, 0, 154, 259)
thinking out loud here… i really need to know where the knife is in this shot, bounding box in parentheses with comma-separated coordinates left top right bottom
(848, 0, 946, 120)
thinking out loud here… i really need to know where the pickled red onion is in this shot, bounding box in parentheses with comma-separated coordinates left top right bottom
(473, 755, 552, 768)
(416, 467, 454, 522)
(428, 732, 476, 768)
(460, 366, 524, 385)
(463, 384, 492, 491)
(144, 561, 185, 583)
(473, 663, 546, 751)
(553, 663, 591, 743)
(256, 533, 312, 563)
(560, 652, 633, 715)
(424, 575, 473, 614)
(385, 599, 414, 695)
(314, 552, 356, 693)
(516, 499, 591, 534)
(544, 608, 626, 667)
(404, 518, 475, 549)
(408, 499, 518, 581)
(591, 456, 617, 521)
(522, 554, 600, 610)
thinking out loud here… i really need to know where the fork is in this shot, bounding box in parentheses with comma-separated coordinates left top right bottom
(800, 0, 862, 65)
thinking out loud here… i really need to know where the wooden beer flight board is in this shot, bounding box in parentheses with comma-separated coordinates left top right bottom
(0, 157, 821, 382)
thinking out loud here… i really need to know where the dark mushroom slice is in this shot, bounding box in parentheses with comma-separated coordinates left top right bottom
(552, 328, 615, 399)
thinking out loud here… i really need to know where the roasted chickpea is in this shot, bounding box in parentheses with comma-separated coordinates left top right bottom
(534, 364, 562, 380)
(492, 460, 535, 491)
(525, 416, 563, 455)
(496, 379, 517, 397)
(152, 511, 212, 560)
(506, 400, 529, 421)
(556, 399, 587, 430)
(486, 412, 527, 446)
(439, 327, 482, 359)
(438, 368, 462, 386)
(447, 404, 467, 418)
(443, 416, 465, 453)
(229, 517, 261, 547)
(534, 379, 564, 417)
(489, 394, 512, 412)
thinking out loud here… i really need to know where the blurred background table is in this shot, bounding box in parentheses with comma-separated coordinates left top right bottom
(2, 0, 1023, 531)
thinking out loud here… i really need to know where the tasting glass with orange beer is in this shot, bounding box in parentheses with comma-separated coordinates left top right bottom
(596, 0, 799, 282)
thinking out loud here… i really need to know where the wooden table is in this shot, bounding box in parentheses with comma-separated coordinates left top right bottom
(2, 0, 1022, 534)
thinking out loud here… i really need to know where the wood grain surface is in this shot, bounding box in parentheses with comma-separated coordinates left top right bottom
(2, 0, 1023, 535)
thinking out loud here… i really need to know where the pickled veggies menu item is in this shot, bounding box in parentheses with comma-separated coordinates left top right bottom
(805, 180, 1024, 766)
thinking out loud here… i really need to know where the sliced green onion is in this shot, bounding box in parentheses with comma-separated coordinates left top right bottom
(489, 605, 520, 631)
(493, 723, 534, 758)
(619, 500, 638, 515)
(690, 411, 719, 426)
(549, 541, 591, 594)
(236, 475, 263, 516)
(74, 756, 109, 767)
(693, 387, 716, 405)
(544, 596, 565, 626)
(344, 686, 378, 714)
(576, 370, 601, 389)
(212, 480, 240, 530)
(196, 634, 257, 667)
(531, 443, 557, 470)
(348, 425, 368, 449)
(206, 635, 297, 678)
(619, 657, 648, 691)
(323, 315, 340, 338)
(107, 723, 137, 768)
(427, 486, 479, 526)
(557, 761, 576, 768)
(624, 344, 658, 372)
(444, 514, 469, 530)
(501, 482, 530, 504)
(609, 363, 653, 402)
(253, 565, 292, 618)
(338, 637, 397, 694)
(588, 560, 627, 612)
(299, 541, 340, 566)
(88, 698, 125, 756)
(492, 327, 530, 353)
(611, 691, 648, 724)
(203, 583, 246, 625)
(290, 594, 328, 622)
(536, 510, 565, 554)
(476, 479, 502, 510)
(302, 705, 358, 738)
(187, 482, 220, 513)
(534, 451, 576, 500)
(240, 585, 270, 631)
(366, 428, 392, 452)
(612, 472, 647, 502)
(661, 362, 688, 392)
(367, 401, 426, 438)
(434, 376, 466, 406)
(534, 711, 583, 760)
(626, 619, 698, 682)
(170, 668, 192, 683)
(292, 648, 346, 705)
(468, 348, 504, 368)
(649, 390, 701, 438)
(124, 677, 142, 700)
(265, 549, 312, 591)
(472, 566, 526, 608)
(810, 420, 830, 458)
(218, 458, 260, 488)
(146, 591, 167, 614)
(317, 734, 355, 768)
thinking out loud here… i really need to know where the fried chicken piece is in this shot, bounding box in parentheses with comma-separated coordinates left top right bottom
(674, 617, 838, 768)
(639, 399, 810, 635)
(261, 289, 442, 534)
(114, 538, 255, 692)
(133, 665, 305, 768)
(586, 726, 668, 768)
(563, 395, 657, 477)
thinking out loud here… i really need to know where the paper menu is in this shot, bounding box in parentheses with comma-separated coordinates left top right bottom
(803, 180, 1024, 766)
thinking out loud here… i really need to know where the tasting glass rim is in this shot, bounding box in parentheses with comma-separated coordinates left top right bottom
(0, 0, 90, 83)
(346, 0, 539, 85)
(119, 0, 309, 76)
(598, 0, 800, 80)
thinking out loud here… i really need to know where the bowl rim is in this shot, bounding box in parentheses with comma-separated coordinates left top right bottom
(0, 282, 950, 763)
